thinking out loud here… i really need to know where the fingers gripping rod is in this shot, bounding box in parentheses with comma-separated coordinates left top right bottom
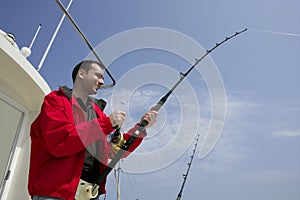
(54, 0, 116, 89)
(92, 28, 248, 192)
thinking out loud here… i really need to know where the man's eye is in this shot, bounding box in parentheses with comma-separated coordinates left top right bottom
(96, 73, 104, 79)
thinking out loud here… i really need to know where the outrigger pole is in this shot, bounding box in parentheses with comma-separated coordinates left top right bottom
(38, 0, 73, 71)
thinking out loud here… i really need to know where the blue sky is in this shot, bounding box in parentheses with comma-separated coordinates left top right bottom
(1, 0, 300, 199)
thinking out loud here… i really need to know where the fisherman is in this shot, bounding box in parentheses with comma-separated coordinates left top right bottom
(28, 60, 158, 200)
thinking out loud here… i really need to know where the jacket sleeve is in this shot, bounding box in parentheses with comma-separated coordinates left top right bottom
(36, 92, 114, 158)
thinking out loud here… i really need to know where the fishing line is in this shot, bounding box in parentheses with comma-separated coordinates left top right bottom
(116, 159, 140, 200)
(124, 172, 140, 200)
(248, 28, 300, 37)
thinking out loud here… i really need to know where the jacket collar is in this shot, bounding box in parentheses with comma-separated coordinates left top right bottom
(59, 85, 107, 111)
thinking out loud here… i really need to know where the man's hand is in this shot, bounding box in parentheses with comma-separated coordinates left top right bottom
(108, 110, 126, 129)
(141, 110, 158, 129)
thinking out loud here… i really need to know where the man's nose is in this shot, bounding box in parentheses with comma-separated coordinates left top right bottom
(98, 78, 104, 85)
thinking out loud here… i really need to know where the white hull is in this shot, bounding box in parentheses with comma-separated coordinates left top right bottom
(0, 31, 51, 200)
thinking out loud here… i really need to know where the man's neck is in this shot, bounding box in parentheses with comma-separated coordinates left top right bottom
(72, 86, 88, 104)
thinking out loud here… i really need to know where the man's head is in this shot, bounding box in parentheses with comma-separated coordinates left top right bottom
(72, 60, 105, 95)
(72, 60, 105, 83)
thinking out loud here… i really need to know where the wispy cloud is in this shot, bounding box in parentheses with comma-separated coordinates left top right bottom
(272, 129, 300, 138)
(103, 84, 300, 176)
(241, 169, 300, 183)
(115, 89, 260, 173)
(112, 84, 202, 173)
(197, 94, 259, 172)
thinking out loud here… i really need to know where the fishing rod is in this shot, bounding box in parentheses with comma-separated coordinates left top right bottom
(54, 0, 116, 89)
(176, 133, 200, 200)
(91, 28, 248, 195)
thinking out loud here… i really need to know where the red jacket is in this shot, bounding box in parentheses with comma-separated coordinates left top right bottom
(28, 87, 146, 200)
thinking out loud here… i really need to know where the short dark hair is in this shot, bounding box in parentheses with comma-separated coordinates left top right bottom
(72, 60, 104, 83)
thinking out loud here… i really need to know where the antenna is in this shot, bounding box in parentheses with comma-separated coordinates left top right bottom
(176, 133, 200, 200)
(20, 24, 42, 58)
(37, 0, 74, 71)
(29, 24, 42, 49)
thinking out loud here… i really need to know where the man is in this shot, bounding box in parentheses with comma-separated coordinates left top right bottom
(28, 60, 158, 200)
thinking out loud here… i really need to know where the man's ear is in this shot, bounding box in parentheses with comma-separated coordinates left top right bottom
(78, 68, 86, 80)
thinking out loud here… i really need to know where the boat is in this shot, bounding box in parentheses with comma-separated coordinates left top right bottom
(0, 28, 51, 200)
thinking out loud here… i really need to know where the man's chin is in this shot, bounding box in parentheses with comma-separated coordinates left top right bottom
(88, 89, 97, 95)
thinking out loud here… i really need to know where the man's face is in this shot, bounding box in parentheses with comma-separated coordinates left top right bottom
(80, 63, 104, 95)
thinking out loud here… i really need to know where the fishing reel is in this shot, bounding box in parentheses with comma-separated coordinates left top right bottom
(108, 129, 127, 157)
(108, 128, 122, 144)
